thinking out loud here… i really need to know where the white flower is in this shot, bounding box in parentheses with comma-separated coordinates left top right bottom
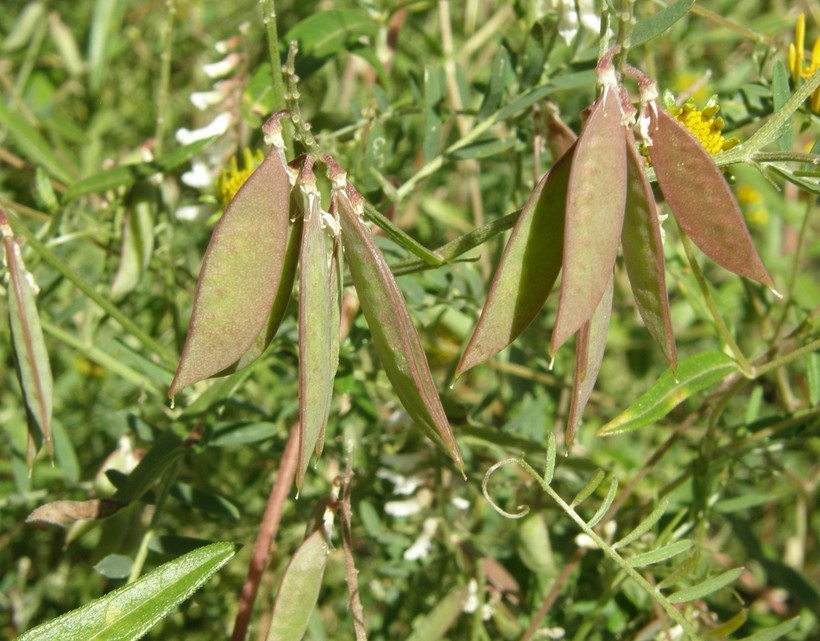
(385, 497, 423, 517)
(376, 468, 422, 496)
(203, 53, 240, 78)
(403, 517, 439, 561)
(550, 0, 601, 45)
(181, 160, 216, 189)
(463, 579, 479, 613)
(175, 112, 232, 145)
(450, 495, 470, 510)
(190, 89, 225, 111)
(174, 204, 214, 223)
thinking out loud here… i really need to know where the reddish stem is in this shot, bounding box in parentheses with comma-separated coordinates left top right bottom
(231, 424, 299, 641)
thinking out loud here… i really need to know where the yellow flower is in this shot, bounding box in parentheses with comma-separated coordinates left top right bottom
(217, 148, 265, 206)
(789, 13, 820, 113)
(667, 97, 740, 155)
(735, 184, 768, 228)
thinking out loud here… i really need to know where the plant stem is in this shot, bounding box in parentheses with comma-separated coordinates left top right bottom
(153, 0, 176, 158)
(614, 0, 636, 72)
(231, 424, 298, 641)
(262, 0, 293, 152)
(5, 210, 175, 367)
(675, 221, 754, 377)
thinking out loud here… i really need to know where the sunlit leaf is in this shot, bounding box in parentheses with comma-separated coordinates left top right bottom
(626, 539, 692, 567)
(551, 90, 627, 354)
(565, 273, 613, 446)
(267, 529, 329, 641)
(16, 541, 236, 641)
(336, 186, 463, 472)
(648, 107, 775, 288)
(297, 183, 337, 488)
(456, 144, 573, 379)
(613, 499, 668, 549)
(598, 350, 740, 436)
(170, 125, 292, 398)
(622, 132, 676, 369)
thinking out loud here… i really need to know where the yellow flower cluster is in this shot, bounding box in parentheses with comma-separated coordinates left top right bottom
(736, 184, 769, 228)
(217, 148, 265, 206)
(789, 13, 820, 113)
(668, 101, 739, 155)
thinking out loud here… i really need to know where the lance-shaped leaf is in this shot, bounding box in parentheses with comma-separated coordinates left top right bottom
(266, 528, 329, 641)
(335, 186, 463, 472)
(647, 106, 775, 288)
(170, 119, 292, 398)
(456, 144, 574, 379)
(551, 90, 627, 355)
(2, 211, 53, 455)
(565, 273, 613, 446)
(111, 181, 156, 301)
(621, 132, 677, 370)
(297, 178, 337, 489)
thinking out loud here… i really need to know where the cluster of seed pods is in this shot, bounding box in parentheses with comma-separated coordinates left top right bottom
(456, 48, 775, 446)
(170, 113, 462, 488)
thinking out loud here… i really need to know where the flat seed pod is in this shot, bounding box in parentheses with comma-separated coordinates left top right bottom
(317, 234, 343, 459)
(2, 213, 53, 455)
(170, 136, 292, 399)
(297, 186, 336, 489)
(335, 187, 463, 472)
(551, 90, 627, 355)
(647, 106, 774, 288)
(621, 131, 677, 370)
(455, 144, 574, 379)
(565, 273, 613, 446)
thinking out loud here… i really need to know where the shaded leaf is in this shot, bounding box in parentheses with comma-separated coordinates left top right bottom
(622, 132, 676, 369)
(267, 529, 329, 641)
(94, 554, 133, 580)
(551, 90, 627, 354)
(571, 469, 605, 507)
(2, 212, 53, 454)
(456, 144, 573, 378)
(648, 106, 774, 288)
(626, 539, 692, 567)
(406, 586, 469, 641)
(16, 541, 236, 641)
(565, 273, 613, 446)
(631, 0, 694, 47)
(170, 130, 292, 398)
(297, 184, 337, 489)
(613, 499, 668, 549)
(598, 350, 740, 436)
(336, 186, 463, 472)
(112, 181, 157, 301)
(587, 477, 618, 528)
(667, 567, 744, 603)
(734, 618, 800, 641)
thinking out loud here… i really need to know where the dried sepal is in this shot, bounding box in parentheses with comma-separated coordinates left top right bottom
(621, 131, 677, 370)
(2, 210, 54, 458)
(647, 106, 775, 289)
(565, 273, 613, 447)
(334, 184, 463, 472)
(297, 166, 337, 489)
(551, 89, 627, 355)
(456, 143, 574, 379)
(170, 115, 293, 399)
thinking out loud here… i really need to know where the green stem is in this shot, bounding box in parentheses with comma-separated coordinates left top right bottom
(613, 0, 636, 72)
(262, 0, 292, 152)
(771, 198, 814, 342)
(676, 222, 754, 377)
(153, 0, 175, 158)
(755, 337, 820, 378)
(363, 201, 444, 266)
(5, 212, 175, 366)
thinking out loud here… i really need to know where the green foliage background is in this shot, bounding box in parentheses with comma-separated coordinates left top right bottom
(0, 1, 817, 639)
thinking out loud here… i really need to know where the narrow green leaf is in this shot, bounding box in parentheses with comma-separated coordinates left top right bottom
(477, 46, 512, 120)
(456, 144, 573, 378)
(626, 539, 692, 567)
(551, 91, 627, 354)
(667, 567, 744, 604)
(336, 186, 463, 472)
(613, 498, 668, 549)
(586, 477, 618, 528)
(297, 183, 337, 489)
(648, 107, 775, 288)
(2, 212, 53, 454)
(543, 432, 557, 486)
(703, 609, 747, 638)
(112, 181, 157, 301)
(565, 273, 613, 446)
(772, 61, 793, 152)
(571, 469, 605, 508)
(622, 132, 676, 369)
(170, 122, 292, 398)
(208, 421, 279, 447)
(2, 2, 47, 52)
(631, 0, 694, 47)
(17, 541, 236, 641)
(267, 529, 329, 641)
(734, 617, 800, 641)
(598, 350, 740, 436)
(807, 352, 820, 407)
(170, 482, 240, 520)
(405, 586, 469, 641)
(88, 0, 126, 93)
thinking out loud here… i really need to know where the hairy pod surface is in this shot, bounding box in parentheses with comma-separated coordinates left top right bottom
(647, 106, 775, 288)
(335, 188, 463, 472)
(551, 90, 627, 355)
(170, 145, 292, 398)
(456, 143, 574, 379)
(622, 131, 677, 370)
